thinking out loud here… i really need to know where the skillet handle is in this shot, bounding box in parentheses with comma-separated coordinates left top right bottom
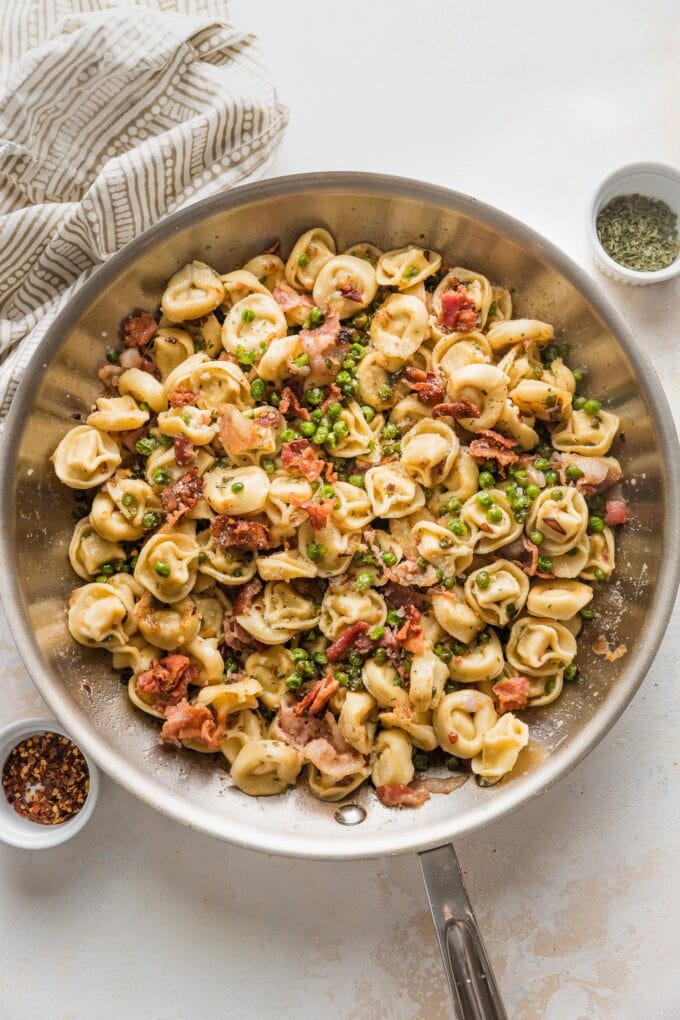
(418, 844, 508, 1020)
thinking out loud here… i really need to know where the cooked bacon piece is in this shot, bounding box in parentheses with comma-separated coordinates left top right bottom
(383, 581, 429, 610)
(320, 383, 342, 412)
(272, 697, 365, 778)
(168, 388, 198, 408)
(376, 783, 431, 808)
(543, 515, 567, 535)
(173, 435, 196, 466)
(395, 604, 425, 654)
(553, 453, 622, 494)
(604, 499, 628, 526)
(324, 460, 339, 483)
(138, 653, 197, 710)
(257, 408, 281, 427)
(223, 616, 265, 652)
(432, 400, 480, 420)
(279, 386, 311, 421)
(469, 430, 519, 467)
(265, 239, 281, 255)
(403, 366, 445, 405)
(292, 498, 335, 531)
(160, 698, 225, 749)
(339, 282, 363, 303)
(493, 675, 530, 713)
(232, 577, 263, 616)
(273, 280, 315, 314)
(388, 556, 439, 588)
(293, 675, 339, 716)
(211, 514, 270, 551)
(438, 285, 477, 332)
(298, 310, 342, 383)
(326, 621, 370, 662)
(517, 536, 540, 577)
(218, 404, 272, 456)
(592, 634, 628, 662)
(160, 471, 203, 527)
(280, 439, 326, 481)
(121, 310, 157, 348)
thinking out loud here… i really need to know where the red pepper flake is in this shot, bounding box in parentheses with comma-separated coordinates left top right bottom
(2, 732, 90, 825)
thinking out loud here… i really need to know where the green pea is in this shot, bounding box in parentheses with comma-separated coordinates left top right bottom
(530, 530, 544, 546)
(513, 468, 528, 485)
(486, 507, 503, 524)
(593, 567, 606, 581)
(448, 519, 467, 537)
(279, 428, 296, 443)
(313, 426, 329, 445)
(534, 457, 550, 471)
(382, 423, 398, 439)
(306, 307, 323, 327)
(564, 665, 579, 681)
(261, 457, 276, 474)
(299, 421, 316, 438)
(285, 674, 303, 690)
(152, 467, 169, 485)
(381, 551, 397, 567)
(327, 402, 343, 420)
(478, 471, 495, 490)
(121, 493, 134, 507)
(525, 484, 540, 501)
(369, 625, 385, 640)
(291, 647, 309, 662)
(545, 393, 557, 408)
(442, 497, 462, 514)
(377, 386, 392, 402)
(355, 570, 373, 591)
(154, 561, 171, 577)
(573, 396, 587, 410)
(297, 660, 315, 678)
(320, 484, 335, 499)
(94, 575, 108, 583)
(348, 473, 365, 488)
(349, 344, 365, 359)
(298, 252, 310, 267)
(342, 356, 356, 370)
(532, 365, 543, 378)
(452, 641, 466, 655)
(537, 555, 553, 572)
(142, 511, 162, 530)
(269, 391, 280, 407)
(310, 408, 324, 422)
(476, 570, 491, 590)
(306, 542, 320, 562)
(105, 347, 120, 364)
(583, 399, 601, 416)
(434, 644, 452, 663)
(476, 491, 493, 509)
(231, 481, 244, 493)
(313, 652, 328, 666)
(333, 420, 349, 439)
(550, 488, 563, 500)
(241, 308, 255, 324)
(573, 369, 584, 385)
(361, 405, 376, 423)
(443, 576, 456, 590)
(305, 387, 324, 407)
(293, 353, 310, 368)
(135, 436, 157, 457)
(580, 606, 596, 619)
(544, 470, 559, 486)
(386, 611, 402, 629)
(373, 647, 387, 664)
(589, 515, 605, 533)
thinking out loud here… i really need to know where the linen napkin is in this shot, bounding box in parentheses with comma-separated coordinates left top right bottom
(0, 0, 288, 420)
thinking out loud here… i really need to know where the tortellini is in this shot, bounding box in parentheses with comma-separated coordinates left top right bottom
(55, 228, 625, 806)
(52, 425, 121, 489)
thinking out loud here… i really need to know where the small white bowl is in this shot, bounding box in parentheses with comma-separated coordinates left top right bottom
(587, 161, 680, 285)
(0, 717, 99, 848)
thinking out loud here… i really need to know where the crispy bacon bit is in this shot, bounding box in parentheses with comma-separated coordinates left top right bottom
(517, 536, 540, 577)
(257, 408, 281, 427)
(592, 635, 628, 662)
(223, 616, 265, 652)
(324, 460, 339, 484)
(395, 604, 425, 654)
(211, 515, 270, 551)
(388, 556, 439, 588)
(291, 498, 336, 530)
(543, 515, 567, 536)
(265, 239, 281, 255)
(168, 388, 198, 408)
(279, 386, 311, 420)
(173, 435, 196, 466)
(376, 784, 430, 808)
(219, 404, 271, 456)
(604, 499, 628, 526)
(273, 280, 315, 314)
(403, 366, 445, 405)
(160, 471, 203, 527)
(553, 453, 622, 494)
(326, 622, 370, 662)
(281, 439, 325, 481)
(232, 577, 263, 616)
(121, 310, 158, 348)
(447, 731, 459, 744)
(493, 675, 530, 713)
(138, 654, 197, 710)
(439, 285, 478, 332)
(339, 282, 363, 303)
(160, 699, 225, 749)
(432, 400, 481, 420)
(272, 697, 365, 777)
(469, 430, 519, 467)
(383, 581, 429, 609)
(298, 310, 342, 383)
(294, 675, 339, 716)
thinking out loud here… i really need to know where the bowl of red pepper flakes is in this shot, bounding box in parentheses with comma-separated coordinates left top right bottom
(0, 718, 99, 848)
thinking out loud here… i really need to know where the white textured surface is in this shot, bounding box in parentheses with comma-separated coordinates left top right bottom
(1, 2, 679, 1017)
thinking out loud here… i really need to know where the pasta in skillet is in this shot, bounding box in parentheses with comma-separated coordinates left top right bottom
(52, 228, 627, 809)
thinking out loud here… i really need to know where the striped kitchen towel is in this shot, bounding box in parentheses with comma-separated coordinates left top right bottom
(0, 0, 288, 420)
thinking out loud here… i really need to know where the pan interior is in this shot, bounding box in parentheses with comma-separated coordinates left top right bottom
(2, 174, 676, 859)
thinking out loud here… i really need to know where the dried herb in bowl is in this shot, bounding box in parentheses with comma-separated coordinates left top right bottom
(596, 193, 680, 272)
(2, 732, 90, 824)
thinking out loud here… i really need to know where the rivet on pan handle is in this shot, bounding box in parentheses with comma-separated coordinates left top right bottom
(418, 844, 508, 1020)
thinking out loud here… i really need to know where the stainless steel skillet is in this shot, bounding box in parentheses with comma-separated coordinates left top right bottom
(2, 173, 678, 1018)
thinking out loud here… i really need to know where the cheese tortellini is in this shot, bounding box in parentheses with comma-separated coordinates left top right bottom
(54, 228, 625, 806)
